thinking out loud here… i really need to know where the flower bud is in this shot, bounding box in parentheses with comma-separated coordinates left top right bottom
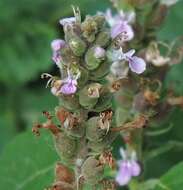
(93, 91, 113, 112)
(89, 60, 110, 81)
(88, 132, 117, 153)
(81, 15, 105, 43)
(77, 66, 89, 88)
(85, 46, 106, 70)
(78, 83, 102, 109)
(51, 39, 66, 52)
(68, 35, 87, 56)
(94, 46, 106, 59)
(60, 45, 80, 65)
(93, 15, 106, 29)
(59, 95, 80, 112)
(86, 117, 107, 142)
(95, 30, 111, 47)
(81, 157, 104, 185)
(54, 132, 78, 163)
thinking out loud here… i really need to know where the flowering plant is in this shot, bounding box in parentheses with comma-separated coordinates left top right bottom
(32, 1, 183, 190)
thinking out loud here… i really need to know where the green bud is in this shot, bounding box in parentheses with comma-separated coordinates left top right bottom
(54, 132, 78, 163)
(93, 91, 113, 112)
(78, 83, 101, 109)
(95, 30, 111, 48)
(93, 15, 105, 30)
(86, 117, 107, 142)
(85, 46, 105, 70)
(60, 45, 80, 65)
(59, 95, 80, 112)
(64, 123, 85, 139)
(77, 66, 89, 88)
(81, 157, 104, 185)
(81, 15, 98, 42)
(88, 132, 117, 153)
(89, 60, 110, 81)
(68, 35, 87, 57)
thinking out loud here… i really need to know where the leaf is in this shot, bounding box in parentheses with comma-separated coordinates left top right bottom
(0, 130, 59, 190)
(154, 161, 183, 190)
(145, 124, 173, 136)
(145, 140, 183, 162)
(158, 1, 183, 41)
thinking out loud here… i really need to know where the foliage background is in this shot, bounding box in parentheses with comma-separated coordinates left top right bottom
(0, 0, 183, 189)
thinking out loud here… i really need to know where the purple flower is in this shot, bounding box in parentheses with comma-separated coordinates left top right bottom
(124, 49, 146, 74)
(105, 9, 135, 27)
(111, 21, 134, 41)
(109, 48, 146, 75)
(59, 17, 76, 26)
(116, 148, 141, 186)
(60, 78, 77, 95)
(94, 46, 106, 59)
(104, 9, 135, 42)
(59, 70, 80, 95)
(51, 39, 66, 51)
(51, 39, 66, 65)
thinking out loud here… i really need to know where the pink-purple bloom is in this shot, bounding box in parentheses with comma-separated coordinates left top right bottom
(51, 39, 66, 65)
(104, 9, 135, 41)
(59, 70, 80, 95)
(94, 46, 106, 59)
(111, 21, 134, 41)
(59, 17, 76, 26)
(116, 148, 141, 186)
(110, 48, 146, 75)
(124, 49, 146, 74)
(60, 78, 77, 95)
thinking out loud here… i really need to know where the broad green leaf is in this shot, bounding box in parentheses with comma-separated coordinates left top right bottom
(0, 130, 59, 190)
(158, 1, 183, 40)
(154, 161, 183, 190)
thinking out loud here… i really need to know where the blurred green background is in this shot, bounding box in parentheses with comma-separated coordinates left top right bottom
(0, 0, 183, 189)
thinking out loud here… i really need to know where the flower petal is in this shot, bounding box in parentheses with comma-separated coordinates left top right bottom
(130, 161, 141, 176)
(59, 17, 76, 26)
(111, 22, 134, 41)
(125, 49, 135, 58)
(60, 83, 77, 95)
(115, 161, 132, 186)
(51, 39, 65, 51)
(129, 56, 146, 74)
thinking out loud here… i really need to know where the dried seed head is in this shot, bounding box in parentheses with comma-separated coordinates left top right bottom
(55, 163, 75, 184)
(99, 151, 116, 169)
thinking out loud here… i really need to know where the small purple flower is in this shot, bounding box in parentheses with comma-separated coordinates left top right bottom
(59, 17, 76, 26)
(105, 9, 135, 27)
(116, 148, 141, 186)
(60, 78, 77, 95)
(111, 21, 134, 41)
(51, 39, 66, 51)
(104, 9, 135, 42)
(94, 46, 106, 59)
(51, 39, 66, 65)
(109, 48, 146, 75)
(124, 49, 146, 74)
(59, 70, 80, 95)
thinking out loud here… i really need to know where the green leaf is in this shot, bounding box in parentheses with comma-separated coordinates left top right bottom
(0, 130, 59, 190)
(154, 161, 183, 190)
(158, 1, 183, 40)
(145, 141, 183, 162)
